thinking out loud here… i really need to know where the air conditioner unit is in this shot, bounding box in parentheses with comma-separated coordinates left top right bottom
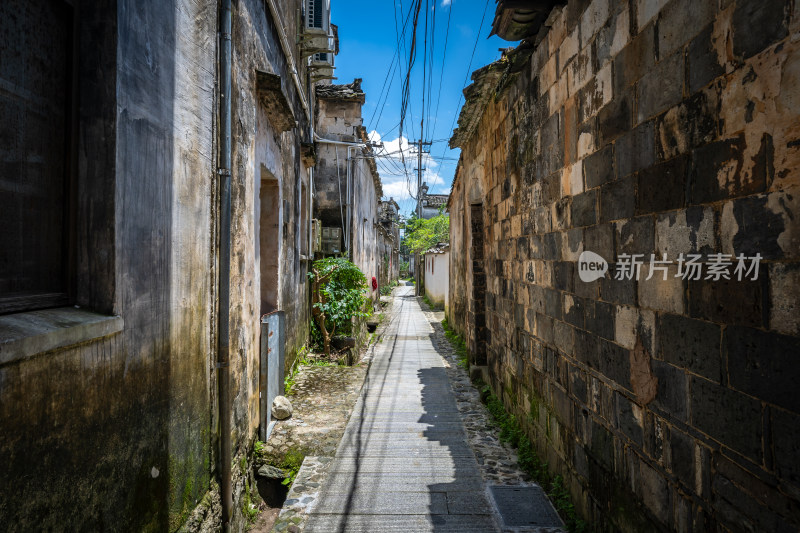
(305, 0, 330, 32)
(309, 52, 335, 81)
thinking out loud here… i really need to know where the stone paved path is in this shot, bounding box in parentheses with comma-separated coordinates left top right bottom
(304, 286, 500, 532)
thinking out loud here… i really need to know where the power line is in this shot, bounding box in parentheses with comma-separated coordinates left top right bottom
(433, 0, 491, 181)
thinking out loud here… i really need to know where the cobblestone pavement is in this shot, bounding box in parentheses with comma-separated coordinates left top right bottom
(419, 305, 531, 487)
(270, 298, 391, 532)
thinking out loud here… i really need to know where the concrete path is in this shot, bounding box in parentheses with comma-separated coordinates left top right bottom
(304, 286, 499, 532)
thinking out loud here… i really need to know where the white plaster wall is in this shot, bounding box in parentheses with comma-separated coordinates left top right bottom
(424, 252, 449, 308)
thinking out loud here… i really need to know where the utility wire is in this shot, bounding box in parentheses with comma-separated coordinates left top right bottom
(433, 0, 491, 183)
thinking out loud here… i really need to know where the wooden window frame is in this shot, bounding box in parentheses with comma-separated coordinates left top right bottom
(0, 0, 78, 315)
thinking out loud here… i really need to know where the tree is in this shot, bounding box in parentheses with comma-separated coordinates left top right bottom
(403, 212, 449, 254)
(308, 258, 371, 355)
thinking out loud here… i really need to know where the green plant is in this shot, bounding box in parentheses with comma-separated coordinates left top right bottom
(403, 211, 449, 254)
(441, 318, 469, 370)
(482, 389, 587, 532)
(278, 448, 306, 487)
(309, 258, 371, 355)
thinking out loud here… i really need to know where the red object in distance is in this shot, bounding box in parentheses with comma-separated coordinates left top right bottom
(371, 276, 378, 291)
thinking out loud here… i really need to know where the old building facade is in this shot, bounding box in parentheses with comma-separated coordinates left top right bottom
(0, 0, 337, 530)
(378, 198, 401, 286)
(449, 0, 800, 530)
(313, 80, 384, 300)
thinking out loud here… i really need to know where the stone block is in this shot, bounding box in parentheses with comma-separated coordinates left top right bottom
(616, 120, 655, 178)
(600, 271, 637, 305)
(615, 391, 643, 445)
(725, 326, 800, 413)
(584, 143, 616, 189)
(598, 337, 631, 390)
(731, 0, 789, 61)
(563, 227, 585, 261)
(614, 305, 638, 349)
(579, 62, 613, 121)
(560, 26, 580, 73)
(554, 320, 576, 356)
(568, 48, 593, 95)
(639, 263, 685, 314)
(654, 206, 716, 257)
(636, 0, 669, 30)
(580, 0, 611, 47)
(613, 24, 655, 93)
(688, 278, 763, 328)
(585, 300, 615, 339)
(570, 364, 589, 404)
(564, 293, 586, 328)
(638, 457, 671, 524)
(637, 50, 684, 123)
(575, 328, 601, 369)
(573, 262, 601, 299)
(589, 418, 615, 469)
(616, 216, 655, 256)
(598, 90, 632, 144)
(566, 0, 593, 31)
(594, 4, 631, 67)
(651, 359, 688, 421)
(687, 23, 726, 93)
(600, 174, 636, 222)
(720, 190, 799, 261)
(772, 407, 800, 490)
(656, 0, 716, 60)
(554, 261, 575, 292)
(689, 135, 769, 204)
(657, 313, 721, 382)
(536, 312, 556, 346)
(543, 231, 563, 261)
(712, 464, 799, 533)
(637, 154, 689, 214)
(544, 287, 563, 319)
(769, 263, 800, 336)
(584, 223, 615, 260)
(669, 428, 696, 491)
(690, 376, 762, 461)
(655, 88, 719, 161)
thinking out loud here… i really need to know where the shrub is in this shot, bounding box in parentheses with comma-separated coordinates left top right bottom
(309, 258, 370, 355)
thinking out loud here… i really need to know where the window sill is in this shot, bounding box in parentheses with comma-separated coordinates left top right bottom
(0, 307, 123, 366)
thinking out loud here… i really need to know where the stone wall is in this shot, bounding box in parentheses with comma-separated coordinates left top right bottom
(448, 0, 800, 529)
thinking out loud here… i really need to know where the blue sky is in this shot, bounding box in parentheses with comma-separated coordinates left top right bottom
(331, 0, 516, 217)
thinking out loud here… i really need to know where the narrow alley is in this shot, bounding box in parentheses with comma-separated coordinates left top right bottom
(307, 286, 494, 531)
(303, 286, 559, 532)
(2, 0, 800, 531)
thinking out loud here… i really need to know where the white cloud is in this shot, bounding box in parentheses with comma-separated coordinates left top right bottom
(370, 130, 446, 202)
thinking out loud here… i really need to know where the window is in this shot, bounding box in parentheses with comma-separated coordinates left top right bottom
(0, 0, 76, 315)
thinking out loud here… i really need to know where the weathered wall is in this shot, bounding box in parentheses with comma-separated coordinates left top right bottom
(424, 252, 450, 308)
(314, 88, 383, 298)
(227, 1, 313, 529)
(449, 0, 800, 530)
(1, 0, 216, 529)
(1, 1, 312, 531)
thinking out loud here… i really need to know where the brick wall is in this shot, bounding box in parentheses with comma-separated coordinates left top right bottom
(448, 0, 800, 529)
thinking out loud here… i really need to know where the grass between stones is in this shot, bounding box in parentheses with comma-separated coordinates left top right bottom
(441, 319, 587, 533)
(441, 318, 469, 369)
